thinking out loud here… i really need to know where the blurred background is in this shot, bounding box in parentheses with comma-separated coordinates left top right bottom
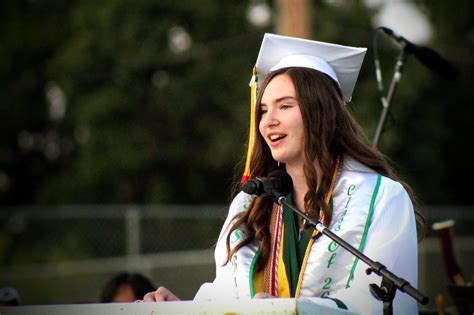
(0, 0, 473, 313)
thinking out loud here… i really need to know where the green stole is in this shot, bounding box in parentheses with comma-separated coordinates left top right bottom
(282, 194, 311, 297)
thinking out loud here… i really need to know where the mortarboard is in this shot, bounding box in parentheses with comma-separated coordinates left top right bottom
(255, 33, 367, 102)
(242, 33, 367, 183)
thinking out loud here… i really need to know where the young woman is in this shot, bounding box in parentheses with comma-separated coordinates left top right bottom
(144, 33, 424, 314)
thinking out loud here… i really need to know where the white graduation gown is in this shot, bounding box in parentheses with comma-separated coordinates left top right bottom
(194, 156, 419, 314)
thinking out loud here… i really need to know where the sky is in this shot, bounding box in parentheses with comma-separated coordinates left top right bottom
(364, 0, 432, 43)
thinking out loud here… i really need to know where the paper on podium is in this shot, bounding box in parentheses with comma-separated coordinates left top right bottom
(0, 298, 359, 314)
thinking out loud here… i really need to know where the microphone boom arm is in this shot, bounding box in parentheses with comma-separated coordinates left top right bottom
(276, 195, 429, 314)
(372, 26, 458, 147)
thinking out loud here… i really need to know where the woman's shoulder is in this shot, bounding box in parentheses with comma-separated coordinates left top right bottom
(377, 175, 409, 201)
(341, 155, 408, 197)
(228, 191, 254, 216)
(341, 155, 376, 174)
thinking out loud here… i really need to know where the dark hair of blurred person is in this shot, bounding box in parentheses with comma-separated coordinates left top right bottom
(100, 272, 156, 303)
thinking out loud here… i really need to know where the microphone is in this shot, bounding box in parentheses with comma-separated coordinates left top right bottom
(241, 177, 265, 196)
(380, 27, 459, 80)
(242, 170, 293, 198)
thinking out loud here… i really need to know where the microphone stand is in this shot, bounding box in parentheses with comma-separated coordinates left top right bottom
(372, 47, 410, 148)
(274, 194, 429, 315)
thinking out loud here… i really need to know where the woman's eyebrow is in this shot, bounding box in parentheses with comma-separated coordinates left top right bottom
(260, 96, 297, 106)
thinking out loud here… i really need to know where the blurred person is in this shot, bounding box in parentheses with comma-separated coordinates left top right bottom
(0, 287, 21, 306)
(100, 272, 155, 303)
(143, 33, 425, 314)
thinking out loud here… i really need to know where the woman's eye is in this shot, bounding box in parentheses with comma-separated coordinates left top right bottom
(281, 104, 292, 110)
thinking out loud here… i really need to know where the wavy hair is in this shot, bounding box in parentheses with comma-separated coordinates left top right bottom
(226, 67, 425, 271)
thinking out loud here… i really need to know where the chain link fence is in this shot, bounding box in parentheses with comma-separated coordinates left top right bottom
(0, 204, 227, 303)
(1, 204, 227, 261)
(1, 204, 473, 311)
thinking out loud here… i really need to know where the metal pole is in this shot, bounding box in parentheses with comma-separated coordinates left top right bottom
(125, 207, 140, 257)
(373, 48, 410, 147)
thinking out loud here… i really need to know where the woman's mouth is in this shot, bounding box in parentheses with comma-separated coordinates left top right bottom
(268, 134, 286, 145)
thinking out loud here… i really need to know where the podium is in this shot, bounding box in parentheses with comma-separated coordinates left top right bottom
(0, 298, 358, 314)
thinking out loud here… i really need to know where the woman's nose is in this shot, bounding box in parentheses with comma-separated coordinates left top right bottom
(262, 108, 279, 127)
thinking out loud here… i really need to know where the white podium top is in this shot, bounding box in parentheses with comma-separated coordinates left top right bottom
(0, 298, 358, 315)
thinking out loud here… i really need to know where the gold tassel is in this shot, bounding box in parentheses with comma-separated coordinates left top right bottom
(242, 67, 257, 184)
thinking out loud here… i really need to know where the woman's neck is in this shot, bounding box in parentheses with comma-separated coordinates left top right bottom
(286, 164, 307, 213)
(286, 162, 322, 213)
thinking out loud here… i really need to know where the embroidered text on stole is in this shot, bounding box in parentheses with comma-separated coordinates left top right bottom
(320, 184, 356, 298)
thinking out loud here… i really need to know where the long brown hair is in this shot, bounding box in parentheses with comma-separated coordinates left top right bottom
(226, 67, 425, 271)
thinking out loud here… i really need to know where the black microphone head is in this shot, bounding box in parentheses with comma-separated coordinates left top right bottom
(414, 46, 459, 80)
(242, 178, 264, 196)
(267, 170, 293, 196)
(380, 26, 394, 36)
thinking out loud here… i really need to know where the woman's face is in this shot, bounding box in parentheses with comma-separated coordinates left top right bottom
(259, 74, 304, 167)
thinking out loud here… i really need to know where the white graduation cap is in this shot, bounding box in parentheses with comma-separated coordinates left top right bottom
(255, 33, 367, 102)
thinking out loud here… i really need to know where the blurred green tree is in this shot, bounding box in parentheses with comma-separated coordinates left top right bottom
(0, 0, 472, 206)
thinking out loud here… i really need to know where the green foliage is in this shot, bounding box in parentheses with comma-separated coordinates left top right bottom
(0, 1, 472, 205)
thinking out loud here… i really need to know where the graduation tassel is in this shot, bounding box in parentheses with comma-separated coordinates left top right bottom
(241, 67, 257, 184)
